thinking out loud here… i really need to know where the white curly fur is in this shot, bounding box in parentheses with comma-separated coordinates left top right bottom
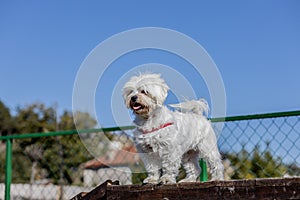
(123, 73, 224, 184)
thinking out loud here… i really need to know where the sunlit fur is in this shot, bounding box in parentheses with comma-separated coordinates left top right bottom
(123, 73, 224, 184)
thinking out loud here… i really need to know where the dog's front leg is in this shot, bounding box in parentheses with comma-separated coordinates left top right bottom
(141, 152, 161, 184)
(159, 151, 181, 184)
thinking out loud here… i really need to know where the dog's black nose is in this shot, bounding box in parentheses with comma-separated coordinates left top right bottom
(131, 95, 138, 102)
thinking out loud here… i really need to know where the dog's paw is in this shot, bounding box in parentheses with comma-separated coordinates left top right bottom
(143, 177, 159, 184)
(159, 174, 176, 184)
(211, 175, 224, 181)
(211, 170, 224, 181)
(178, 175, 198, 183)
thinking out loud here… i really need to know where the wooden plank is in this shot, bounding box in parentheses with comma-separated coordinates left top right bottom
(71, 178, 300, 200)
(70, 180, 119, 200)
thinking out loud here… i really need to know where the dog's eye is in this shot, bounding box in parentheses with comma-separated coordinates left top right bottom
(141, 90, 147, 94)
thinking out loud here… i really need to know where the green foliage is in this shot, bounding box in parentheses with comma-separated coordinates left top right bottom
(0, 101, 15, 136)
(1, 100, 299, 185)
(73, 111, 97, 130)
(59, 111, 76, 130)
(129, 162, 148, 184)
(0, 150, 5, 182)
(225, 144, 292, 179)
(131, 171, 147, 185)
(15, 103, 56, 134)
(0, 101, 96, 185)
(41, 134, 94, 185)
(11, 144, 32, 183)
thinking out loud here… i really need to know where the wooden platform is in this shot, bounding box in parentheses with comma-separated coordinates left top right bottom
(71, 177, 300, 200)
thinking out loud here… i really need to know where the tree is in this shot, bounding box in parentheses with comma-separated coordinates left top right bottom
(42, 110, 96, 184)
(5, 102, 97, 184)
(225, 143, 292, 179)
(59, 111, 76, 130)
(0, 100, 15, 136)
(73, 111, 97, 130)
(251, 144, 287, 178)
(15, 103, 56, 134)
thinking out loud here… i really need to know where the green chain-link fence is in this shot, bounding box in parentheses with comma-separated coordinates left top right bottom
(0, 110, 299, 199)
(213, 111, 300, 180)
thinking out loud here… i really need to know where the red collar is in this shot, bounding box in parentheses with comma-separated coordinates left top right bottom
(139, 122, 174, 134)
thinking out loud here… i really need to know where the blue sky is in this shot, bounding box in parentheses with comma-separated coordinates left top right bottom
(1, 1, 300, 127)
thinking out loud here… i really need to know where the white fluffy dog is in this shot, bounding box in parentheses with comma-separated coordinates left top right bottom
(123, 73, 224, 184)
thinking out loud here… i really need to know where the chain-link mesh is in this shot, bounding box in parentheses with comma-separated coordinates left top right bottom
(0, 112, 299, 199)
(217, 114, 300, 180)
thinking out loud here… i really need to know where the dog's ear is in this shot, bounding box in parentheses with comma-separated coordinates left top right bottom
(122, 88, 131, 100)
(122, 86, 135, 108)
(151, 83, 169, 105)
(152, 74, 169, 105)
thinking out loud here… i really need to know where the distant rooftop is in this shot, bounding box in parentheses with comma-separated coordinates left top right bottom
(83, 146, 140, 169)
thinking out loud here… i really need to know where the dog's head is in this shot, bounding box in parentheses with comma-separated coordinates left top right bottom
(122, 73, 169, 118)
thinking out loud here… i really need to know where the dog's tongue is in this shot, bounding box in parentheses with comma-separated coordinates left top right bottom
(133, 105, 141, 110)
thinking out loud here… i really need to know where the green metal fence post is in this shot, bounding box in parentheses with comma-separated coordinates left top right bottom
(199, 159, 208, 182)
(5, 138, 12, 200)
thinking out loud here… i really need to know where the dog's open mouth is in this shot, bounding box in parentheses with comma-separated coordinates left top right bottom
(131, 103, 144, 111)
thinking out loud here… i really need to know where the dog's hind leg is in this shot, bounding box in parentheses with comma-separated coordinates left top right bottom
(200, 143, 224, 181)
(206, 151, 224, 181)
(197, 127, 224, 181)
(179, 150, 201, 182)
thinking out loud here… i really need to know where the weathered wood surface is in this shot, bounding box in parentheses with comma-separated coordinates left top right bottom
(70, 180, 119, 200)
(71, 177, 300, 200)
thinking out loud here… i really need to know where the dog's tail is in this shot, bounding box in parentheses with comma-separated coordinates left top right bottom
(169, 98, 209, 116)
